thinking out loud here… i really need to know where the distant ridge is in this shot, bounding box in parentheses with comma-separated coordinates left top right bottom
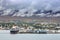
(0, 16, 60, 23)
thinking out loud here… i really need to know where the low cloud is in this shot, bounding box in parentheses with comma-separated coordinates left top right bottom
(0, 0, 60, 17)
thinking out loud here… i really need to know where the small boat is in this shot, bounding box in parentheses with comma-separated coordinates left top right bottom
(34, 29, 47, 34)
(10, 25, 19, 34)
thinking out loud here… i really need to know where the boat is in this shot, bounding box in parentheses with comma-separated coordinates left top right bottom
(10, 25, 19, 34)
(34, 29, 47, 34)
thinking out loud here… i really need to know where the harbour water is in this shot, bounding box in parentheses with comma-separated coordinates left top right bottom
(0, 30, 60, 40)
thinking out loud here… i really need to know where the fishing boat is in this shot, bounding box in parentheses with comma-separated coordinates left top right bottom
(10, 25, 19, 34)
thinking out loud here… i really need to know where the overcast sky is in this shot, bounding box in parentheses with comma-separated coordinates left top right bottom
(0, 0, 60, 10)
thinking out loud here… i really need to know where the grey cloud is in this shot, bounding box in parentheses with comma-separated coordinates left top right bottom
(1, 0, 60, 10)
(30, 0, 60, 10)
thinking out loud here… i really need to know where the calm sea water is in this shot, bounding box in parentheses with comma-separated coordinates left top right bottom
(0, 30, 60, 40)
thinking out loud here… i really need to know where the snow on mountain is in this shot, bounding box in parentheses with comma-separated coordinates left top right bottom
(2, 9, 12, 16)
(0, 8, 60, 17)
(0, 0, 60, 17)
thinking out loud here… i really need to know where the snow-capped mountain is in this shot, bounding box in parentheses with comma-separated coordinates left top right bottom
(0, 8, 60, 17)
(0, 0, 60, 17)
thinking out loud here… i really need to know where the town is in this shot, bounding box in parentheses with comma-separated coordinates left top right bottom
(0, 19, 60, 34)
